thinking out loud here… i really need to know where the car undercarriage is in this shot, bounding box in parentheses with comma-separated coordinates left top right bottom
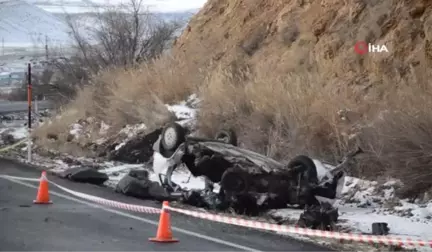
(153, 122, 362, 214)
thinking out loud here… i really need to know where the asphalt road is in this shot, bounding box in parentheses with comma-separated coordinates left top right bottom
(0, 100, 53, 114)
(0, 159, 333, 251)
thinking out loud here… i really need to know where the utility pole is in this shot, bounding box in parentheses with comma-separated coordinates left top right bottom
(27, 63, 32, 163)
(45, 35, 49, 60)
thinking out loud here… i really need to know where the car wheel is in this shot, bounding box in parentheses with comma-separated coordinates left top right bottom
(215, 129, 238, 146)
(161, 122, 186, 152)
(287, 155, 318, 184)
(286, 155, 319, 206)
(220, 169, 249, 194)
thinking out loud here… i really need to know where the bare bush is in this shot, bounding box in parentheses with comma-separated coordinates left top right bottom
(33, 54, 198, 148)
(47, 0, 182, 102)
(358, 89, 432, 199)
(5, 71, 50, 101)
(196, 62, 359, 162)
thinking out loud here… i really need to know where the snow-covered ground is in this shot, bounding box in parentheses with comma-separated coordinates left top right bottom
(1, 94, 431, 251)
(0, 120, 28, 141)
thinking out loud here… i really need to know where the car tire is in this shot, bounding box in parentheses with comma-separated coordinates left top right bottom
(220, 168, 249, 194)
(215, 129, 238, 146)
(161, 122, 186, 152)
(287, 155, 318, 184)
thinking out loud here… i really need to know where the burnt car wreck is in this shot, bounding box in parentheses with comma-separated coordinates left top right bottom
(153, 122, 363, 225)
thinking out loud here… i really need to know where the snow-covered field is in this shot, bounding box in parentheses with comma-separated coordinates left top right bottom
(0, 0, 199, 79)
(0, 0, 71, 46)
(1, 0, 200, 54)
(1, 93, 431, 252)
(0, 120, 28, 140)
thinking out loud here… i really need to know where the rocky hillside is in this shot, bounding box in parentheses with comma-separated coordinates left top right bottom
(174, 0, 432, 88)
(169, 0, 432, 195)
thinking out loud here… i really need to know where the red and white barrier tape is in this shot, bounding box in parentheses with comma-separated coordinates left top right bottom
(1, 174, 431, 248)
(0, 174, 161, 214)
(50, 181, 161, 214)
(165, 206, 432, 248)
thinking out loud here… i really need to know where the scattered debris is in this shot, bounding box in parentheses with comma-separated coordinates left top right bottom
(180, 189, 229, 211)
(115, 169, 175, 201)
(297, 202, 338, 231)
(59, 167, 109, 185)
(372, 222, 390, 235)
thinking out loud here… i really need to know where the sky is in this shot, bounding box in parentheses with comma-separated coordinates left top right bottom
(25, 0, 209, 12)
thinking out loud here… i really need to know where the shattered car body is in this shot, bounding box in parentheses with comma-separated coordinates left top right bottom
(153, 122, 362, 213)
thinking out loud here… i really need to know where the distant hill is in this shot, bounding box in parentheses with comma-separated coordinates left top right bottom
(0, 0, 71, 46)
(1, 0, 197, 48)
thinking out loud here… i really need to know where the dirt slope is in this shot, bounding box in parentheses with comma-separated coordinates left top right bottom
(169, 0, 432, 196)
(174, 0, 432, 86)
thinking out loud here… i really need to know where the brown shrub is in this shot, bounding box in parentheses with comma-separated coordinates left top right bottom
(197, 59, 432, 198)
(33, 54, 199, 148)
(359, 87, 432, 198)
(197, 61, 362, 162)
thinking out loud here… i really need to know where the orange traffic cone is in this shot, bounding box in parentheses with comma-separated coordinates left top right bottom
(33, 171, 52, 204)
(149, 201, 178, 243)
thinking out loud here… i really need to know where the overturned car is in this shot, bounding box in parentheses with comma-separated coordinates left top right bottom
(153, 122, 362, 214)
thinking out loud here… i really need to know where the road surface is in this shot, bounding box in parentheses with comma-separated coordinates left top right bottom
(0, 159, 333, 251)
(0, 100, 53, 114)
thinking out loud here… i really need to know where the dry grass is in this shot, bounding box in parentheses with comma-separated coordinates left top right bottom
(196, 58, 432, 197)
(33, 54, 199, 147)
(35, 0, 432, 197)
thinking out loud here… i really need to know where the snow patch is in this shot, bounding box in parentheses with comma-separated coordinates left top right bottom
(69, 123, 83, 137)
(118, 123, 147, 138)
(114, 142, 126, 151)
(0, 125, 28, 142)
(166, 94, 199, 121)
(10, 127, 28, 140)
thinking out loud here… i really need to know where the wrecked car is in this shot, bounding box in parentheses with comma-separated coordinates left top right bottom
(153, 122, 362, 213)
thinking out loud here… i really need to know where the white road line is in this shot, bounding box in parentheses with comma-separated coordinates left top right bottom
(2, 177, 262, 252)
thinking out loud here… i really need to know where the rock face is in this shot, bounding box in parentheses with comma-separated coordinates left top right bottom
(174, 0, 432, 87)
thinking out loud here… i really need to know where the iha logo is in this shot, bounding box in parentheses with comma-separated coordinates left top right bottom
(354, 41, 389, 54)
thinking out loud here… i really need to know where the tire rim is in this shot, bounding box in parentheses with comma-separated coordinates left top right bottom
(164, 127, 178, 148)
